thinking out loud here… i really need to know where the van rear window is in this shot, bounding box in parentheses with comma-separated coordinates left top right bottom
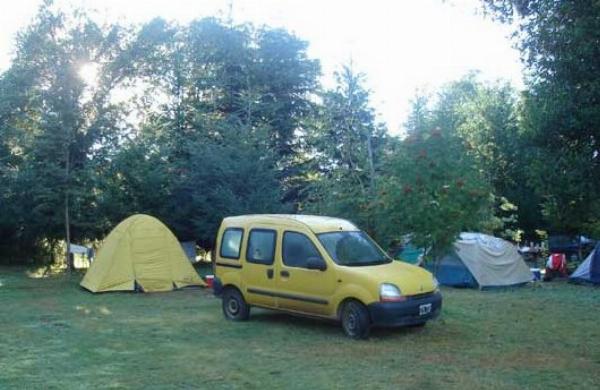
(220, 228, 243, 259)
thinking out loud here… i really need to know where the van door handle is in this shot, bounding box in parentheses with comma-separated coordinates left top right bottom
(266, 269, 274, 279)
(280, 270, 290, 278)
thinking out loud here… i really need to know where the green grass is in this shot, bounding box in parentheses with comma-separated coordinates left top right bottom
(1, 266, 599, 389)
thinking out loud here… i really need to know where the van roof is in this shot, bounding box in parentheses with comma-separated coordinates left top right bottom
(222, 214, 359, 234)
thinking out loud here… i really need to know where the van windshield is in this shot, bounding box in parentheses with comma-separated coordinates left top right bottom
(317, 231, 391, 267)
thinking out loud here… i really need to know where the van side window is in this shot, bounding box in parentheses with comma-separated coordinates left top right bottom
(220, 228, 243, 259)
(283, 231, 323, 268)
(247, 229, 276, 265)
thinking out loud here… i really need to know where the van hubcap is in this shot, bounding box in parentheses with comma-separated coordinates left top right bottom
(228, 298, 239, 314)
(345, 310, 357, 333)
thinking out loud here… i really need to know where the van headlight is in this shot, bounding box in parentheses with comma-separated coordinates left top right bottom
(380, 283, 406, 302)
(432, 276, 440, 292)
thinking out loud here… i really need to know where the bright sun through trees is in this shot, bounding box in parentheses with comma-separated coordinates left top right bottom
(78, 62, 99, 87)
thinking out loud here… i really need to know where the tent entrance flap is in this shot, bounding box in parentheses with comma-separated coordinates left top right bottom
(433, 252, 478, 288)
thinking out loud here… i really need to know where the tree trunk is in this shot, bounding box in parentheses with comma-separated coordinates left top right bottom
(65, 143, 73, 272)
(366, 130, 376, 195)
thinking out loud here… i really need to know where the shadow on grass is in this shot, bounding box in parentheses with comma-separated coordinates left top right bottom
(249, 308, 430, 339)
(251, 309, 339, 333)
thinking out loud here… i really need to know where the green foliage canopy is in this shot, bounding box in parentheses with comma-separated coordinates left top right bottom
(484, 0, 600, 236)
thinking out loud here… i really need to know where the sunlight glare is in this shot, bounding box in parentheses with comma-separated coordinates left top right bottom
(78, 62, 100, 87)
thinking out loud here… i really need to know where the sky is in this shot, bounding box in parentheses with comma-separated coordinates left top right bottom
(0, 0, 524, 133)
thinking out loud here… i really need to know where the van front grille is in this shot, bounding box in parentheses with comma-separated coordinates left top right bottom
(407, 292, 434, 300)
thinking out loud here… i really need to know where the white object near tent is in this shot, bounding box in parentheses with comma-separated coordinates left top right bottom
(69, 244, 91, 255)
(68, 243, 94, 268)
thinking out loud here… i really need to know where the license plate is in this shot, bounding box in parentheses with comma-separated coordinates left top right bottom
(419, 303, 432, 316)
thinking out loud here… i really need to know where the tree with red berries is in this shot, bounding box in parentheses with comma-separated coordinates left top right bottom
(379, 94, 494, 260)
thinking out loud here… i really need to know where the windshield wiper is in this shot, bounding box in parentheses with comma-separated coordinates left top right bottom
(342, 259, 389, 267)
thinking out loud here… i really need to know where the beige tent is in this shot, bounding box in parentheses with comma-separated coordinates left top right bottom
(434, 233, 532, 288)
(81, 214, 205, 292)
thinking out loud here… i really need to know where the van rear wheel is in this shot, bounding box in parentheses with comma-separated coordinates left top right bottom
(222, 288, 250, 321)
(341, 300, 370, 339)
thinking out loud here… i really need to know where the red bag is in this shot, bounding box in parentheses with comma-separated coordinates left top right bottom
(551, 253, 567, 274)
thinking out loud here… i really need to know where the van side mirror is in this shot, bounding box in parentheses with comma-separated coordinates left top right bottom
(306, 257, 327, 271)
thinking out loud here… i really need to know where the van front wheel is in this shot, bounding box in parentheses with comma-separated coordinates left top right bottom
(222, 288, 250, 321)
(341, 300, 370, 339)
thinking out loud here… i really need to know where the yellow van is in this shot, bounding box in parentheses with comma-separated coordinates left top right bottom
(213, 214, 442, 339)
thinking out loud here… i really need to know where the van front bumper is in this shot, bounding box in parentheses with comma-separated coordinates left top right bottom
(368, 291, 442, 327)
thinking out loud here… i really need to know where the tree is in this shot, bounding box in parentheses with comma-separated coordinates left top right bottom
(305, 65, 387, 236)
(483, 0, 600, 235)
(379, 93, 495, 259)
(185, 125, 287, 248)
(0, 2, 127, 266)
(435, 75, 538, 240)
(90, 17, 319, 247)
(0, 6, 323, 263)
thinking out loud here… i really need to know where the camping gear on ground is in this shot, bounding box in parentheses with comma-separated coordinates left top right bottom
(570, 242, 600, 285)
(80, 214, 205, 292)
(543, 253, 567, 281)
(519, 244, 543, 264)
(205, 274, 215, 288)
(431, 233, 533, 289)
(531, 268, 541, 281)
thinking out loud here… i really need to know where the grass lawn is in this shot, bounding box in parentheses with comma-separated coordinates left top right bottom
(1, 266, 599, 389)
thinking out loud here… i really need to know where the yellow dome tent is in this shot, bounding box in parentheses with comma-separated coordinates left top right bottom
(81, 214, 206, 292)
